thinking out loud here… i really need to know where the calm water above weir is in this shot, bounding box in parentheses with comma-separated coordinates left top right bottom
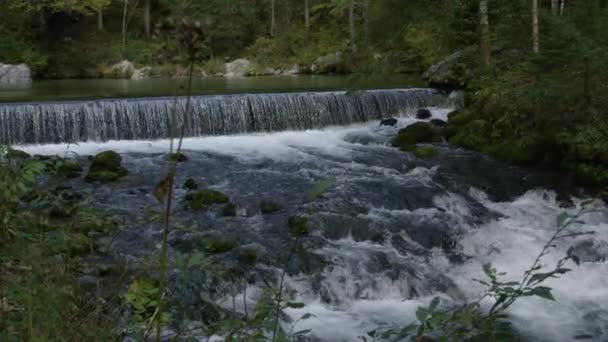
(0, 74, 423, 103)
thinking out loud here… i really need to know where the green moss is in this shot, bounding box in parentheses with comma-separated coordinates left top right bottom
(7, 148, 31, 159)
(486, 138, 545, 165)
(183, 178, 199, 190)
(414, 146, 439, 158)
(448, 120, 491, 150)
(222, 203, 237, 217)
(68, 233, 95, 256)
(391, 122, 442, 149)
(447, 110, 475, 126)
(184, 189, 230, 210)
(85, 170, 123, 182)
(237, 248, 258, 265)
(57, 161, 82, 178)
(204, 237, 239, 254)
(288, 215, 310, 237)
(260, 200, 283, 214)
(85, 151, 128, 182)
(168, 153, 188, 162)
(572, 163, 608, 186)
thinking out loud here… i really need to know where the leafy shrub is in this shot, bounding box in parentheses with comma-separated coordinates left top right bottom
(0, 29, 47, 76)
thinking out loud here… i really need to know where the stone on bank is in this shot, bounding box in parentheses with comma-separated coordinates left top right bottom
(0, 63, 31, 84)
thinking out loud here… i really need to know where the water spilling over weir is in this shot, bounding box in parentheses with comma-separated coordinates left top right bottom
(0, 89, 446, 144)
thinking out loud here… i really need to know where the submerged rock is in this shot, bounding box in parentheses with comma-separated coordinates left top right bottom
(57, 161, 82, 178)
(391, 122, 442, 150)
(222, 203, 237, 217)
(571, 239, 608, 263)
(85, 151, 128, 182)
(416, 108, 432, 119)
(430, 119, 448, 127)
(183, 178, 199, 190)
(168, 152, 188, 162)
(6, 148, 30, 159)
(0, 63, 31, 84)
(379, 118, 398, 127)
(414, 146, 439, 158)
(260, 200, 283, 214)
(184, 189, 229, 210)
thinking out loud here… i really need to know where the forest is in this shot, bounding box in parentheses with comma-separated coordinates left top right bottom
(1, 0, 608, 341)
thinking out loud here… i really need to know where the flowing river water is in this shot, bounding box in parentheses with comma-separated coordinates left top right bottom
(8, 88, 608, 341)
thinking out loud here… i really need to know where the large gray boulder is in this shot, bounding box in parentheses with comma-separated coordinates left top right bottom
(131, 66, 151, 80)
(422, 50, 474, 87)
(310, 52, 349, 74)
(102, 60, 136, 79)
(224, 59, 253, 77)
(0, 63, 32, 84)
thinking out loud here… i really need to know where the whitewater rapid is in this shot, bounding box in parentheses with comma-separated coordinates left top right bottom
(20, 109, 608, 342)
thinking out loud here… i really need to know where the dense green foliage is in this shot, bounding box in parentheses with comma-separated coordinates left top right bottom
(1, 1, 608, 341)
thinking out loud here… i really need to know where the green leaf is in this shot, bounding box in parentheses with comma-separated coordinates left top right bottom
(556, 212, 570, 227)
(286, 302, 306, 309)
(307, 177, 336, 201)
(429, 297, 440, 312)
(416, 307, 429, 322)
(532, 286, 556, 301)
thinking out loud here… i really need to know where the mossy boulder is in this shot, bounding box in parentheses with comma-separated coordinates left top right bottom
(430, 119, 448, 127)
(184, 178, 199, 190)
(222, 203, 237, 217)
(288, 216, 310, 237)
(57, 161, 82, 178)
(571, 163, 608, 186)
(448, 120, 491, 150)
(68, 233, 95, 256)
(7, 148, 31, 159)
(484, 138, 546, 165)
(447, 110, 475, 126)
(416, 108, 432, 119)
(414, 146, 439, 158)
(391, 122, 442, 149)
(204, 237, 239, 254)
(237, 248, 258, 265)
(260, 200, 283, 214)
(168, 153, 188, 162)
(85, 151, 128, 182)
(184, 189, 229, 210)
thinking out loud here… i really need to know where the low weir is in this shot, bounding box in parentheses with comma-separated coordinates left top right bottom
(0, 89, 447, 144)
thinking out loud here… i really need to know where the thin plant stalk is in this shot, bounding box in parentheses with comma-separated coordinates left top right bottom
(154, 61, 195, 342)
(272, 236, 301, 342)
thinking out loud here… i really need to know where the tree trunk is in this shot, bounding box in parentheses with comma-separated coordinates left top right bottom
(560, 0, 566, 15)
(551, 0, 559, 15)
(304, 0, 310, 43)
(144, 0, 151, 38)
(363, 0, 370, 44)
(97, 9, 104, 31)
(122, 0, 129, 57)
(532, 0, 539, 53)
(480, 0, 491, 68)
(349, 0, 356, 53)
(270, 0, 276, 37)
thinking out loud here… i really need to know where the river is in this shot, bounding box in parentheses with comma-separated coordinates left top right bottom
(5, 80, 608, 341)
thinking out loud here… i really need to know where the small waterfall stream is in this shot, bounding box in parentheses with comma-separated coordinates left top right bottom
(0, 89, 446, 144)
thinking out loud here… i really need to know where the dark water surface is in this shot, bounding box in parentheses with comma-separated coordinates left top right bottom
(0, 74, 423, 103)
